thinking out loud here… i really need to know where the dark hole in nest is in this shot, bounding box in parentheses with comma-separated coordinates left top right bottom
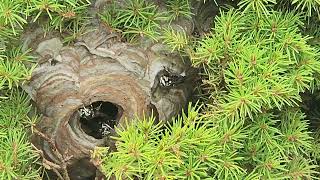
(79, 101, 122, 139)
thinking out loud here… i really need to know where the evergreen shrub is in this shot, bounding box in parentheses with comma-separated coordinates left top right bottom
(94, 0, 320, 179)
(1, 0, 320, 179)
(0, 0, 91, 179)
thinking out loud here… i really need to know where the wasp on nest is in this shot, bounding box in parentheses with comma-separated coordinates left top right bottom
(78, 101, 119, 139)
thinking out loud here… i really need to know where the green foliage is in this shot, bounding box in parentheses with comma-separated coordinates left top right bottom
(0, 0, 91, 45)
(0, 0, 27, 35)
(191, 2, 320, 179)
(194, 9, 320, 120)
(165, 0, 193, 22)
(94, 104, 251, 179)
(161, 27, 189, 52)
(99, 0, 193, 43)
(289, 0, 320, 17)
(0, 90, 40, 179)
(0, 41, 37, 180)
(94, 0, 320, 179)
(236, 0, 320, 18)
(238, 0, 277, 16)
(100, 0, 164, 41)
(0, 0, 94, 179)
(0, 47, 35, 89)
(0, 130, 40, 180)
(95, 104, 319, 179)
(1, 0, 320, 179)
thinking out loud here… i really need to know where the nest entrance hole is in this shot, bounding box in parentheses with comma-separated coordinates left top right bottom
(79, 101, 122, 139)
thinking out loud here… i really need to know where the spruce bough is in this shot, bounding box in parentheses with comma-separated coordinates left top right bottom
(95, 0, 320, 179)
(0, 0, 91, 179)
(1, 0, 320, 179)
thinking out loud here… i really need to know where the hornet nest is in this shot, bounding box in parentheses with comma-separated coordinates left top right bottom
(20, 0, 220, 178)
(22, 24, 196, 180)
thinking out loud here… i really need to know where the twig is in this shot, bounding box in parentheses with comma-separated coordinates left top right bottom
(31, 143, 64, 180)
(32, 126, 72, 180)
(32, 127, 54, 144)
